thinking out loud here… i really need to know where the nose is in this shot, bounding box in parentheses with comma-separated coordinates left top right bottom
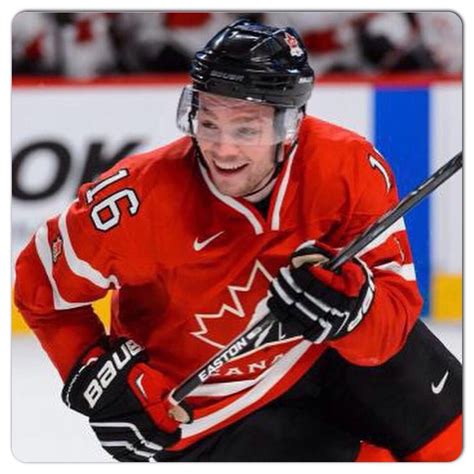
(210, 139, 241, 159)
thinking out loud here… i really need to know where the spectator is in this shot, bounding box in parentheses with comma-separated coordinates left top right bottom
(13, 12, 119, 78)
(57, 12, 118, 77)
(12, 11, 462, 77)
(415, 12, 462, 73)
(12, 12, 58, 74)
(356, 12, 438, 72)
(112, 13, 230, 73)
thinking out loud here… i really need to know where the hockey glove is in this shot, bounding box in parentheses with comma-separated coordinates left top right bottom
(62, 338, 192, 462)
(267, 241, 375, 343)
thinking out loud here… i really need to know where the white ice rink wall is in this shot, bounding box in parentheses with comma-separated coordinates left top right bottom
(11, 74, 462, 332)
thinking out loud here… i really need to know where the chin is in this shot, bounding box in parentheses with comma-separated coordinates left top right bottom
(217, 186, 241, 198)
(214, 183, 244, 198)
(210, 177, 239, 197)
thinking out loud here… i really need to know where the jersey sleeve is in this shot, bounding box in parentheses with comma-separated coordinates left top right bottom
(326, 143, 424, 365)
(14, 161, 158, 379)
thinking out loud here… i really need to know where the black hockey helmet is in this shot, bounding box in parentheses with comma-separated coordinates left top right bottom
(190, 19, 315, 109)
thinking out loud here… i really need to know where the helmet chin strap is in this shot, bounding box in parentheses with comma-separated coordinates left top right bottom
(242, 139, 298, 201)
(241, 144, 283, 201)
(242, 109, 303, 200)
(193, 138, 209, 170)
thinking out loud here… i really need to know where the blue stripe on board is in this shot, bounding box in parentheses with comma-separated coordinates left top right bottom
(374, 88, 430, 316)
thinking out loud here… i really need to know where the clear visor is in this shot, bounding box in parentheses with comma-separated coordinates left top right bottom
(176, 86, 300, 146)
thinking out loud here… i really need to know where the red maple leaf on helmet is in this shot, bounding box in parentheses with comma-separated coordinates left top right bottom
(284, 32, 304, 57)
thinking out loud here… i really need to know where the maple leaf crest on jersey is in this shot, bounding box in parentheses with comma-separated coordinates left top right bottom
(192, 260, 302, 350)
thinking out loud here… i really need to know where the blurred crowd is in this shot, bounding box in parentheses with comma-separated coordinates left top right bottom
(12, 11, 462, 78)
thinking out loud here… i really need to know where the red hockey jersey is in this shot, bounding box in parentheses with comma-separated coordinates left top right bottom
(14, 116, 423, 450)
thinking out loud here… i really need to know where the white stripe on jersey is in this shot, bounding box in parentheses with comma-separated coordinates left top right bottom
(271, 145, 297, 231)
(59, 202, 120, 289)
(198, 162, 264, 235)
(355, 217, 417, 281)
(181, 340, 312, 438)
(191, 375, 262, 397)
(35, 224, 94, 310)
(356, 218, 406, 256)
(374, 262, 417, 281)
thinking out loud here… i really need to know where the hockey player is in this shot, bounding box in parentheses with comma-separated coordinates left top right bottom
(14, 20, 461, 462)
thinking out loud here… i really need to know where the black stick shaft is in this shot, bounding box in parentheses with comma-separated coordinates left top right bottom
(170, 151, 462, 404)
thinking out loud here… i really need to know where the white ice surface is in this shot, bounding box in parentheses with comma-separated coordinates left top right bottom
(11, 320, 462, 462)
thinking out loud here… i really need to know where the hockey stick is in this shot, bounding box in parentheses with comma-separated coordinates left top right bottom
(169, 151, 463, 417)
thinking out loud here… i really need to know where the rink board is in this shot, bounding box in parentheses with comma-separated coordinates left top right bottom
(11, 74, 462, 333)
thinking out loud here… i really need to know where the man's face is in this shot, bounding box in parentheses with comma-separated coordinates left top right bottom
(195, 93, 277, 198)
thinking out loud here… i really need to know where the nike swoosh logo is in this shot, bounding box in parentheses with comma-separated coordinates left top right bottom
(134, 373, 148, 399)
(193, 231, 225, 251)
(431, 370, 449, 395)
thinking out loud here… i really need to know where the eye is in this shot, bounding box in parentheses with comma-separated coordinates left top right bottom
(200, 120, 218, 130)
(235, 127, 259, 138)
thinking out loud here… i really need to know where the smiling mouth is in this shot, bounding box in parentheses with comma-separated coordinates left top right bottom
(213, 160, 249, 175)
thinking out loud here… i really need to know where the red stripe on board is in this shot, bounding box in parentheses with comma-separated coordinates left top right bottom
(316, 72, 462, 87)
(12, 72, 461, 89)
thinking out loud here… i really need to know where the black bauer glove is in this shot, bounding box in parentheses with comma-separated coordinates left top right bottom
(267, 241, 375, 343)
(62, 338, 192, 462)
